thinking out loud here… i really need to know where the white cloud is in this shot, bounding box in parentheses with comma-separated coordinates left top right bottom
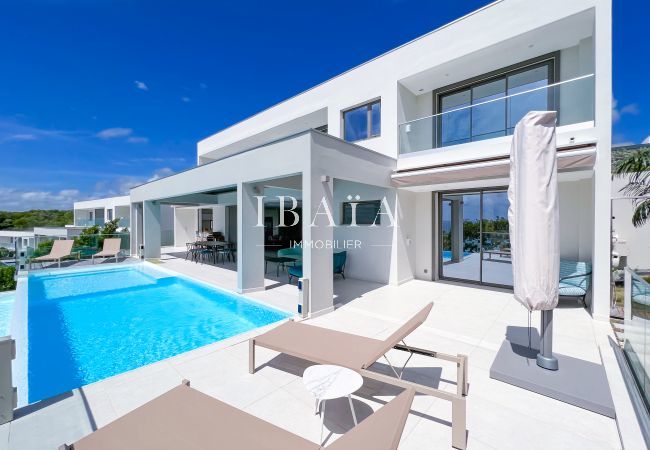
(148, 167, 174, 182)
(3, 133, 38, 142)
(126, 136, 149, 144)
(91, 168, 177, 197)
(643, 136, 650, 144)
(0, 187, 81, 211)
(181, 96, 191, 103)
(612, 98, 639, 124)
(96, 127, 133, 139)
(134, 80, 149, 91)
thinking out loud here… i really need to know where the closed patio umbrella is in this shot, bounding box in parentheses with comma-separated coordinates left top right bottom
(507, 111, 560, 370)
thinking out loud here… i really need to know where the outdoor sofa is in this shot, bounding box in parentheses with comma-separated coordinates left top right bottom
(60, 380, 414, 450)
(559, 260, 592, 306)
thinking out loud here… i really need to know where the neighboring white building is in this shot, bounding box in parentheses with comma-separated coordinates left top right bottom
(0, 231, 34, 251)
(91, 0, 612, 319)
(73, 195, 131, 229)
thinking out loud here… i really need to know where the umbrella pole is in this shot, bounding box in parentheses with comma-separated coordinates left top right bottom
(537, 310, 559, 370)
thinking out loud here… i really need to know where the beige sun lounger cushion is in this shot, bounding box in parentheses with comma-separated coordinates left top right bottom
(65, 383, 414, 450)
(31, 240, 74, 262)
(255, 302, 433, 370)
(92, 238, 121, 259)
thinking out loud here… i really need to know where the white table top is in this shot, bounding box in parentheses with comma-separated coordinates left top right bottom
(303, 364, 363, 400)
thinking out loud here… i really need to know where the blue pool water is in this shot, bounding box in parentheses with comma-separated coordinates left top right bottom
(0, 292, 14, 336)
(27, 265, 289, 403)
(442, 250, 472, 262)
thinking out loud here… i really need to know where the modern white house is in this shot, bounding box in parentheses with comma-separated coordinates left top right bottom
(84, 0, 610, 319)
(0, 230, 35, 251)
(73, 195, 131, 228)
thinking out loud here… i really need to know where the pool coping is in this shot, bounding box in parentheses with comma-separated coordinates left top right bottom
(15, 261, 295, 407)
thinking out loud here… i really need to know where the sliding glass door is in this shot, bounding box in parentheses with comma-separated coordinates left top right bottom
(439, 189, 513, 287)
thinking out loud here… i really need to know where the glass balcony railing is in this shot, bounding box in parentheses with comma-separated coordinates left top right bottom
(74, 219, 104, 227)
(623, 268, 650, 411)
(398, 74, 595, 155)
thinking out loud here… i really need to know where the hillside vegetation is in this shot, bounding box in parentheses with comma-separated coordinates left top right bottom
(0, 210, 73, 230)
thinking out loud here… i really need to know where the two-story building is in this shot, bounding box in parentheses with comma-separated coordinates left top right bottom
(101, 0, 609, 319)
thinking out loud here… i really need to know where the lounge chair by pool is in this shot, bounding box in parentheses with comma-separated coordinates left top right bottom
(29, 240, 75, 269)
(92, 238, 122, 264)
(60, 380, 415, 450)
(250, 302, 469, 449)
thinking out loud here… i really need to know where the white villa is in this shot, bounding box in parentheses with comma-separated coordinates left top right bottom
(73, 195, 131, 228)
(77, 0, 611, 318)
(10, 1, 650, 449)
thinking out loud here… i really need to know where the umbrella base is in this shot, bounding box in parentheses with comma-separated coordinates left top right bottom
(490, 337, 615, 418)
(536, 353, 559, 370)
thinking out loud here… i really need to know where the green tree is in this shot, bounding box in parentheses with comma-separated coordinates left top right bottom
(614, 147, 650, 227)
(0, 210, 73, 230)
(74, 225, 100, 248)
(101, 218, 121, 236)
(0, 266, 16, 291)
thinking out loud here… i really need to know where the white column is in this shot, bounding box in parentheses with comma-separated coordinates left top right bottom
(130, 203, 143, 256)
(302, 173, 334, 316)
(143, 200, 161, 259)
(237, 182, 265, 293)
(451, 199, 464, 263)
(591, 1, 613, 320)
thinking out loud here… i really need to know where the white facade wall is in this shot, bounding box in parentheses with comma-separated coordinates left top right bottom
(174, 208, 198, 248)
(198, 0, 602, 163)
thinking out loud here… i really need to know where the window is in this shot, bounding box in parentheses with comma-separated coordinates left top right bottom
(342, 100, 381, 142)
(437, 60, 554, 147)
(341, 200, 381, 225)
(107, 209, 113, 221)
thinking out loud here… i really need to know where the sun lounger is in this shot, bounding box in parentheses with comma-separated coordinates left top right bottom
(249, 302, 469, 449)
(29, 240, 75, 269)
(92, 238, 122, 264)
(60, 380, 415, 450)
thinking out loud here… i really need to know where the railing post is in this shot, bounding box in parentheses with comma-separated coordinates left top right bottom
(624, 267, 632, 322)
(0, 336, 17, 424)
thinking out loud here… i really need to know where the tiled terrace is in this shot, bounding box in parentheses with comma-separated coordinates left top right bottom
(0, 250, 635, 449)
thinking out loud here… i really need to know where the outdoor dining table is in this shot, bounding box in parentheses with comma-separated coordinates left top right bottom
(193, 241, 226, 264)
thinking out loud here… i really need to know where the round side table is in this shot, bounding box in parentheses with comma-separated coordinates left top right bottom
(302, 364, 363, 443)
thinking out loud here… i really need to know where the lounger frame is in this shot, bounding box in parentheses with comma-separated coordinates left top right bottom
(249, 337, 469, 450)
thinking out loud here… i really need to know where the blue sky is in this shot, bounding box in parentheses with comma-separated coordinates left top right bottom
(0, 0, 647, 211)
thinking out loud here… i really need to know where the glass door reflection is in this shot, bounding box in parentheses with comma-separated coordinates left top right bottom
(481, 191, 513, 286)
(439, 190, 513, 287)
(441, 192, 481, 282)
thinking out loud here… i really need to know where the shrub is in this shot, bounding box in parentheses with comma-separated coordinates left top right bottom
(0, 266, 16, 291)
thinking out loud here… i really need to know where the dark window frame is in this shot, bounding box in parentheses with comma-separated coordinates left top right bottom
(341, 99, 381, 142)
(432, 53, 560, 147)
(341, 200, 382, 226)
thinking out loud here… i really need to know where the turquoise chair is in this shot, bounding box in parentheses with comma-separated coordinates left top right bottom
(277, 246, 302, 263)
(288, 251, 347, 284)
(559, 260, 592, 306)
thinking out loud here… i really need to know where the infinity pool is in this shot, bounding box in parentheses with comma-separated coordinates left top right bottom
(27, 265, 289, 403)
(0, 292, 14, 336)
